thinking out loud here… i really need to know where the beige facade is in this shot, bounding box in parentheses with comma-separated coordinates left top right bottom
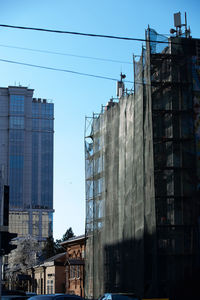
(33, 266, 45, 294)
(27, 253, 66, 295)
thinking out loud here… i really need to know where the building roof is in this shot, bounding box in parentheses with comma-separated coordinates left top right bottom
(65, 259, 85, 266)
(27, 252, 66, 270)
(60, 234, 85, 247)
(44, 252, 66, 263)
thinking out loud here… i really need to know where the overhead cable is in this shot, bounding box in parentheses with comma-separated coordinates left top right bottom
(0, 24, 170, 44)
(0, 58, 133, 83)
(0, 57, 175, 87)
(0, 43, 132, 64)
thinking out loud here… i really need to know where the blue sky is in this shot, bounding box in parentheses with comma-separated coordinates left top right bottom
(0, 0, 199, 239)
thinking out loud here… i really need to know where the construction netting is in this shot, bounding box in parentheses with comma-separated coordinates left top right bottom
(85, 41, 154, 298)
(85, 28, 200, 300)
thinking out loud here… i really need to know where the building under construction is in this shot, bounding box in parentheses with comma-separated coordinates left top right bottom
(85, 20, 200, 299)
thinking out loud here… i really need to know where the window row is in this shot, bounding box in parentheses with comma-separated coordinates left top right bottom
(32, 118, 53, 130)
(9, 116, 24, 129)
(32, 103, 54, 118)
(10, 95, 24, 114)
(69, 265, 81, 279)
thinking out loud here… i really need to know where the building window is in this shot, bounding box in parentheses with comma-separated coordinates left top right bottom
(9, 154, 24, 208)
(10, 95, 24, 114)
(70, 265, 75, 278)
(32, 102, 40, 117)
(9, 212, 29, 237)
(47, 279, 53, 294)
(41, 278, 43, 294)
(77, 265, 80, 278)
(32, 118, 40, 130)
(32, 212, 39, 237)
(9, 116, 24, 129)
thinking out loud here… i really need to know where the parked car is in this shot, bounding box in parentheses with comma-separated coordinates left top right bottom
(2, 290, 30, 300)
(28, 294, 84, 300)
(2, 297, 29, 300)
(98, 293, 140, 300)
(2, 290, 27, 296)
(2, 290, 34, 299)
(26, 293, 37, 297)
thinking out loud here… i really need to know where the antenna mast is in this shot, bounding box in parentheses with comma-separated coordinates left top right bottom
(170, 12, 191, 38)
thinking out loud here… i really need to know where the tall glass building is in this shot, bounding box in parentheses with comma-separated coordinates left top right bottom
(0, 86, 54, 242)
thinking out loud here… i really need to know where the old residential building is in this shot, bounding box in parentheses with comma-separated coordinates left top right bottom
(60, 235, 85, 297)
(27, 252, 66, 295)
(27, 235, 85, 296)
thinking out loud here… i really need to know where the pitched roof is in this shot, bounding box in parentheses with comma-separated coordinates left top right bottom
(44, 252, 66, 263)
(60, 234, 85, 246)
(65, 259, 84, 266)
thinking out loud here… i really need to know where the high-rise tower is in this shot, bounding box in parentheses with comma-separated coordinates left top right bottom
(0, 86, 54, 243)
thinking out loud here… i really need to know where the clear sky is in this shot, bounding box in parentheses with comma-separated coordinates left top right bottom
(0, 0, 199, 239)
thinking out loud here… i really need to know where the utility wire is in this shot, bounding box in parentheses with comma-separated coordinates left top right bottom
(0, 57, 178, 87)
(0, 58, 133, 83)
(0, 24, 170, 44)
(0, 43, 132, 65)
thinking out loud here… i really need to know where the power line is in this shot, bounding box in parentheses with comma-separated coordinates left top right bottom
(0, 24, 170, 44)
(0, 43, 132, 65)
(0, 57, 177, 88)
(0, 58, 133, 83)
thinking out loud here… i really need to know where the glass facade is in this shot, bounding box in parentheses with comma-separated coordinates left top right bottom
(32, 102, 53, 210)
(42, 211, 53, 238)
(10, 95, 24, 114)
(41, 132, 53, 209)
(32, 212, 40, 236)
(9, 212, 29, 237)
(9, 116, 24, 129)
(32, 132, 39, 208)
(9, 96, 25, 208)
(7, 91, 54, 242)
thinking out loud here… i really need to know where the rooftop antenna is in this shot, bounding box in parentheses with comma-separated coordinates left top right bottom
(170, 12, 191, 38)
(116, 73, 126, 98)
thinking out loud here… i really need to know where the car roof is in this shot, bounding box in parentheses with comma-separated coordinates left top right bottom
(2, 290, 27, 296)
(100, 293, 140, 300)
(29, 295, 83, 299)
(2, 296, 29, 300)
(29, 295, 62, 299)
(104, 293, 138, 296)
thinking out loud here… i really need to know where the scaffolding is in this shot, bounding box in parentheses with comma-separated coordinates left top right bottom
(149, 29, 200, 298)
(85, 28, 200, 300)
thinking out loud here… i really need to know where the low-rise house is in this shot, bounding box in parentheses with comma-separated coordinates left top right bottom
(27, 252, 66, 294)
(60, 235, 85, 297)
